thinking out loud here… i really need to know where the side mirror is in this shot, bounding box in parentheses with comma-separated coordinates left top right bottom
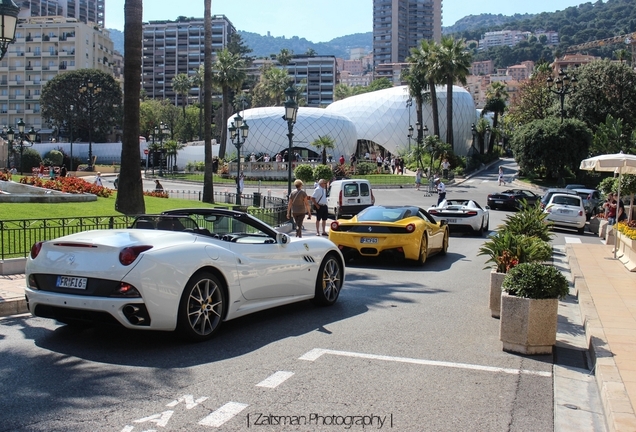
(276, 232, 289, 245)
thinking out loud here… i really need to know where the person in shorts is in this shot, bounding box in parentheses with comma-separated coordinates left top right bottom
(311, 179, 329, 236)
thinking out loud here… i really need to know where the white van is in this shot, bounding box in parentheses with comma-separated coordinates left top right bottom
(326, 179, 375, 219)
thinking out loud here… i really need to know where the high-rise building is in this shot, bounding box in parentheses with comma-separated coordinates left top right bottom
(372, 0, 442, 71)
(141, 16, 235, 104)
(18, 0, 105, 28)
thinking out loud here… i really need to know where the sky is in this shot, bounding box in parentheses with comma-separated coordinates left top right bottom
(106, 0, 589, 42)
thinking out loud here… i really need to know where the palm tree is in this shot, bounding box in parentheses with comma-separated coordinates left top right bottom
(437, 36, 472, 150)
(115, 0, 145, 215)
(408, 39, 442, 138)
(483, 81, 508, 153)
(211, 49, 246, 159)
(172, 73, 192, 119)
(311, 135, 335, 164)
(277, 48, 293, 66)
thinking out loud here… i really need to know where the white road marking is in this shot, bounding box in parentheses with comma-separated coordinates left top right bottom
(133, 410, 174, 427)
(256, 371, 295, 388)
(564, 236, 582, 244)
(299, 348, 551, 377)
(166, 395, 208, 409)
(198, 402, 248, 427)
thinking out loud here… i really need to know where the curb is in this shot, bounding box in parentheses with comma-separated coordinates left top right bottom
(566, 244, 636, 432)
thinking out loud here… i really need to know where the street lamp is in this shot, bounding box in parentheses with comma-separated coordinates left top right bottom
(228, 113, 249, 205)
(547, 68, 577, 123)
(282, 86, 298, 199)
(0, 0, 19, 61)
(8, 119, 36, 174)
(79, 78, 101, 171)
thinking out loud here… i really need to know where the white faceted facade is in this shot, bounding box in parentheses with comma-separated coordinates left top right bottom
(226, 107, 357, 160)
(326, 85, 478, 156)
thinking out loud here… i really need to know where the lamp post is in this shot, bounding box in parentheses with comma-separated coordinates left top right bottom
(547, 68, 577, 123)
(0, 0, 19, 62)
(282, 86, 298, 199)
(79, 78, 101, 171)
(8, 119, 36, 174)
(228, 113, 249, 205)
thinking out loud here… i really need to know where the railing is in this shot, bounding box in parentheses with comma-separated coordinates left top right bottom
(0, 192, 288, 259)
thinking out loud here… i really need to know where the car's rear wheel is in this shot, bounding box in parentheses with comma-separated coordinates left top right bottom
(417, 234, 428, 266)
(440, 229, 449, 255)
(312, 253, 343, 306)
(177, 272, 225, 342)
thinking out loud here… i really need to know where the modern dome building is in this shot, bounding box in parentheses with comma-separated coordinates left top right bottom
(226, 107, 357, 160)
(326, 85, 477, 157)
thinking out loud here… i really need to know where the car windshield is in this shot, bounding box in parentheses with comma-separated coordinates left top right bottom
(357, 207, 417, 222)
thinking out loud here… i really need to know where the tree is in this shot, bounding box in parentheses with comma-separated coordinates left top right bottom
(482, 81, 508, 153)
(116, 0, 145, 215)
(408, 39, 442, 138)
(568, 60, 636, 136)
(211, 49, 246, 159)
(172, 73, 192, 119)
(311, 135, 335, 164)
(511, 117, 592, 183)
(41, 69, 122, 143)
(437, 36, 472, 150)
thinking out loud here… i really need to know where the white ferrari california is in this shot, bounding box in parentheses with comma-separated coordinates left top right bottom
(427, 199, 490, 235)
(25, 208, 345, 342)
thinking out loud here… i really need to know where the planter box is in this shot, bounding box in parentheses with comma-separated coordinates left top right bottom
(489, 270, 506, 318)
(499, 293, 559, 355)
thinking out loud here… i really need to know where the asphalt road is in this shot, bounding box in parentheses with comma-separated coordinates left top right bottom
(0, 162, 601, 431)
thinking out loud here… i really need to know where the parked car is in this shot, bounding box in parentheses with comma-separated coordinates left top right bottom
(427, 199, 490, 236)
(543, 193, 587, 234)
(573, 188, 602, 219)
(25, 208, 345, 341)
(487, 189, 541, 210)
(540, 188, 577, 210)
(326, 179, 375, 219)
(328, 205, 449, 266)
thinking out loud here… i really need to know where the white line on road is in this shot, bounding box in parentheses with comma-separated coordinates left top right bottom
(256, 371, 295, 388)
(299, 348, 551, 377)
(198, 402, 248, 427)
(564, 236, 582, 244)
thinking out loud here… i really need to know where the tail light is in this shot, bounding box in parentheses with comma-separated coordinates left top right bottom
(406, 223, 415, 233)
(330, 221, 340, 231)
(30, 241, 44, 259)
(371, 190, 375, 205)
(119, 245, 153, 266)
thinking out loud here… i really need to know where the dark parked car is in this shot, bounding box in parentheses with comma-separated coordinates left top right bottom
(540, 188, 577, 210)
(487, 189, 541, 210)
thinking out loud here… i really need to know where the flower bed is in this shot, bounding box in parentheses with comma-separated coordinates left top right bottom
(19, 176, 113, 198)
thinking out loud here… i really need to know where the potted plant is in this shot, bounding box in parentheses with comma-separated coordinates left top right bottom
(478, 230, 552, 318)
(499, 262, 569, 355)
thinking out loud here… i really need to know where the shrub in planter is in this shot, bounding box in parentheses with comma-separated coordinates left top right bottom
(499, 262, 569, 355)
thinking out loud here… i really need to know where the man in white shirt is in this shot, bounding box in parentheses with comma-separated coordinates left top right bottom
(434, 177, 446, 205)
(311, 179, 329, 236)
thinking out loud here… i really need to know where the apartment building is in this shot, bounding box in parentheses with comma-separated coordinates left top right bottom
(372, 0, 442, 71)
(141, 16, 235, 104)
(250, 56, 337, 107)
(1, 16, 114, 133)
(18, 0, 105, 28)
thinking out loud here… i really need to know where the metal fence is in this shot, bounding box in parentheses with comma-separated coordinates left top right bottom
(1, 192, 289, 259)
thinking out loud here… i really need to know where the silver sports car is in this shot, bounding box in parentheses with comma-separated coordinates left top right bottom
(427, 199, 490, 235)
(25, 208, 345, 342)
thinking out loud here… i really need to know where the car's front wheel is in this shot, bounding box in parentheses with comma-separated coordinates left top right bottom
(177, 272, 226, 342)
(312, 253, 343, 306)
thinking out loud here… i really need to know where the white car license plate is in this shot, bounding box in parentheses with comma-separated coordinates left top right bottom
(360, 237, 378, 244)
(57, 276, 88, 289)
(447, 219, 457, 223)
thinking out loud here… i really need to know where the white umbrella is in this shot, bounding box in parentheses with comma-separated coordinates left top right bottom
(580, 152, 636, 258)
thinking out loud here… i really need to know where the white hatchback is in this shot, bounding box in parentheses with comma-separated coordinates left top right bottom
(544, 193, 587, 234)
